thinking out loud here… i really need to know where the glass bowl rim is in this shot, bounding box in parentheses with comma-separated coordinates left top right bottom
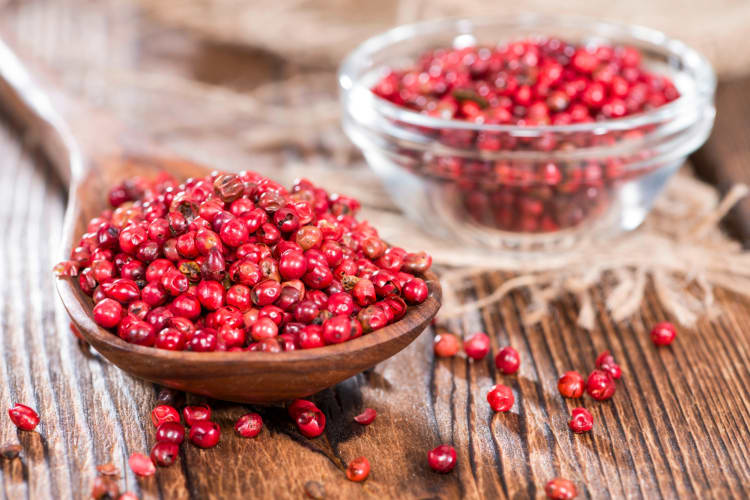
(338, 13, 716, 135)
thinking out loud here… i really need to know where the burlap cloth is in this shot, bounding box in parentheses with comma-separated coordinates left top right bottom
(139, 0, 750, 77)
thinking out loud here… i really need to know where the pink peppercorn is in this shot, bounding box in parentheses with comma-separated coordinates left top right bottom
(234, 412, 263, 438)
(568, 408, 593, 433)
(487, 384, 514, 412)
(586, 370, 616, 401)
(464, 332, 491, 360)
(8, 403, 40, 431)
(434, 333, 461, 358)
(650, 322, 677, 346)
(557, 371, 585, 399)
(128, 453, 155, 477)
(353, 408, 377, 425)
(545, 477, 578, 499)
(495, 346, 520, 374)
(428, 445, 457, 473)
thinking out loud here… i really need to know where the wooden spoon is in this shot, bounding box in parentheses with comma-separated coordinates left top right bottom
(0, 38, 441, 404)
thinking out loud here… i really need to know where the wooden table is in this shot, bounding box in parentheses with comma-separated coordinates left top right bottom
(1, 2, 749, 499)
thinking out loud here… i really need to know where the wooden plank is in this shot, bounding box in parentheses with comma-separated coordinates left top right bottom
(692, 78, 750, 246)
(0, 0, 749, 498)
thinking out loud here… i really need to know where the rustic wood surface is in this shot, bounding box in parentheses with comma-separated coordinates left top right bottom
(0, 1, 749, 499)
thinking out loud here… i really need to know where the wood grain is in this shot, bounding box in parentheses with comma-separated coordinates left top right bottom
(0, 1, 749, 499)
(693, 77, 750, 246)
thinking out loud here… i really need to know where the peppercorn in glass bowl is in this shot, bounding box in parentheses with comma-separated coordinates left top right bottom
(339, 15, 716, 253)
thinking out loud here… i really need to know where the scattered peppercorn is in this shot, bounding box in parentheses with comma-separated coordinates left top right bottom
(427, 444, 457, 473)
(188, 421, 221, 448)
(8, 403, 40, 431)
(182, 405, 211, 427)
(353, 408, 377, 425)
(155, 422, 185, 445)
(0, 444, 22, 460)
(345, 456, 370, 482)
(150, 405, 180, 427)
(96, 463, 120, 477)
(545, 477, 578, 499)
(150, 441, 179, 467)
(487, 384, 514, 412)
(433, 332, 461, 357)
(128, 452, 155, 477)
(650, 322, 676, 346)
(585, 370, 616, 401)
(495, 346, 520, 374)
(234, 412, 263, 438)
(90, 475, 121, 500)
(557, 371, 585, 399)
(464, 332, 491, 360)
(595, 350, 622, 380)
(295, 408, 326, 438)
(304, 480, 326, 499)
(568, 408, 593, 433)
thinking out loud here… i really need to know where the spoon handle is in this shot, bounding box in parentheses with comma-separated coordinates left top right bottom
(0, 36, 134, 186)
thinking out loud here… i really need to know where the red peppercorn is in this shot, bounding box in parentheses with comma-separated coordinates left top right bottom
(322, 315, 354, 344)
(169, 293, 201, 320)
(8, 403, 40, 431)
(351, 278, 376, 306)
(402, 278, 428, 304)
(155, 327, 187, 351)
(298, 325, 325, 349)
(295, 408, 326, 438)
(650, 322, 676, 346)
(196, 280, 225, 311)
(595, 350, 622, 379)
(545, 477, 578, 499)
(249, 317, 278, 341)
(251, 280, 282, 307)
(288, 399, 317, 418)
(151, 405, 180, 427)
(487, 384, 514, 412)
(150, 441, 179, 467)
(434, 333, 461, 358)
(188, 421, 221, 448)
(568, 407, 593, 433)
(155, 422, 185, 444)
(128, 452, 156, 477)
(586, 370, 616, 401)
(345, 456, 370, 482)
(557, 371, 585, 399)
(188, 328, 218, 352)
(235, 413, 263, 438)
(494, 346, 520, 374)
(464, 332, 490, 360)
(353, 408, 377, 425)
(427, 445, 457, 473)
(182, 404, 211, 426)
(279, 251, 307, 280)
(93, 298, 123, 329)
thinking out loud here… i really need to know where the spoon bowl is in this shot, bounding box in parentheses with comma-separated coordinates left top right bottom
(0, 39, 441, 404)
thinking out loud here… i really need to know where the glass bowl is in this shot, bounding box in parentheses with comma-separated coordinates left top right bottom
(339, 15, 716, 253)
